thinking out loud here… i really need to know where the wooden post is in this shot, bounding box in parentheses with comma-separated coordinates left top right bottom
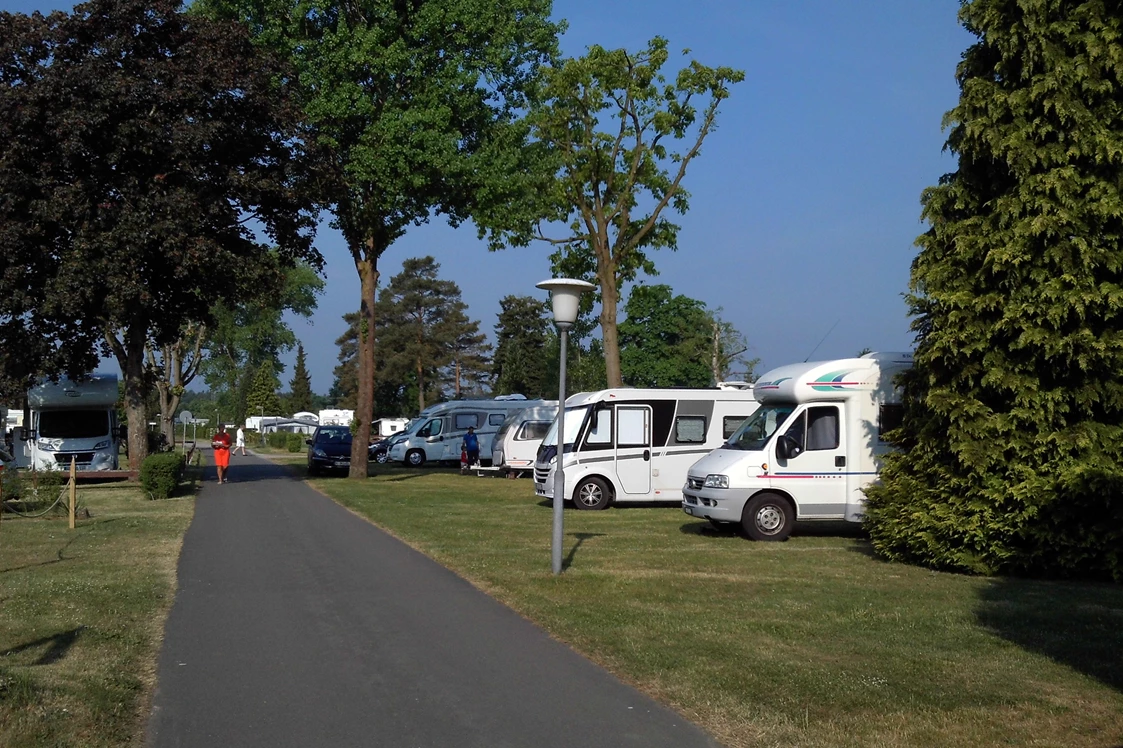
(69, 456, 76, 530)
(0, 466, 5, 528)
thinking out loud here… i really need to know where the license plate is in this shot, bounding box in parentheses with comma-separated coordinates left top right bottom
(335, 461, 350, 467)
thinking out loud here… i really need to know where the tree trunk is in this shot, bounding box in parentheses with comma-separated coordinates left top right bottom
(120, 324, 149, 472)
(599, 271, 623, 388)
(711, 319, 721, 384)
(350, 250, 379, 478)
(455, 358, 462, 398)
(416, 356, 425, 412)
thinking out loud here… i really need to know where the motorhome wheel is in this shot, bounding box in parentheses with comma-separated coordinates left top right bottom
(574, 476, 612, 510)
(405, 449, 426, 467)
(375, 450, 390, 464)
(742, 493, 794, 541)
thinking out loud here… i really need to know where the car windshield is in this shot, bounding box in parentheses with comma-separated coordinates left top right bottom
(316, 428, 352, 445)
(723, 404, 795, 451)
(39, 410, 109, 439)
(541, 406, 589, 448)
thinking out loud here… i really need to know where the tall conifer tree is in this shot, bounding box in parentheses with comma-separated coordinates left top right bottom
(288, 343, 314, 413)
(866, 0, 1123, 581)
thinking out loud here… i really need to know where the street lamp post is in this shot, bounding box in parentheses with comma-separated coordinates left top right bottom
(536, 278, 595, 575)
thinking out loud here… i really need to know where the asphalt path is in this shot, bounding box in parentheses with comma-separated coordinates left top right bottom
(146, 449, 719, 748)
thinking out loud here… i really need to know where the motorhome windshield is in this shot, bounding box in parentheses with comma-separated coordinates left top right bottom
(38, 410, 109, 439)
(724, 404, 795, 451)
(541, 406, 589, 448)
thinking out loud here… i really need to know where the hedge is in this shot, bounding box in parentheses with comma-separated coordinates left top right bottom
(286, 433, 304, 452)
(141, 452, 184, 500)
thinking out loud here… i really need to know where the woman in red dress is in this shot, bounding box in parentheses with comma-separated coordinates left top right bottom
(212, 424, 232, 484)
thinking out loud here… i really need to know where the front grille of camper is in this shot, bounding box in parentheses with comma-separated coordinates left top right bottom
(534, 467, 549, 484)
(687, 477, 704, 490)
(55, 452, 94, 466)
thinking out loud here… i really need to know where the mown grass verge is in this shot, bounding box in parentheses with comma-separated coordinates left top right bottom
(311, 465, 1123, 748)
(0, 481, 195, 748)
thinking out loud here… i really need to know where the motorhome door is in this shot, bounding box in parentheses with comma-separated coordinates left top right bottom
(615, 405, 652, 494)
(773, 404, 847, 517)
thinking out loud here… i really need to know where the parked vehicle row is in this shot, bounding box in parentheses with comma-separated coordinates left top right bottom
(532, 352, 913, 540)
(386, 397, 545, 467)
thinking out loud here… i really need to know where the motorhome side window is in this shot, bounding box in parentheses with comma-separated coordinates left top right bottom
(454, 413, 479, 430)
(878, 404, 904, 441)
(418, 418, 443, 437)
(723, 416, 749, 440)
(584, 408, 612, 449)
(488, 413, 506, 426)
(674, 416, 706, 443)
(781, 406, 839, 452)
(617, 407, 650, 447)
(517, 421, 550, 441)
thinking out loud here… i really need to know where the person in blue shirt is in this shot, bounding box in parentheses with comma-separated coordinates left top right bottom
(462, 426, 480, 467)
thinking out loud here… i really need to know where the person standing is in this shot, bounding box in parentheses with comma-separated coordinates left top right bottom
(235, 425, 247, 456)
(462, 426, 480, 468)
(212, 424, 232, 484)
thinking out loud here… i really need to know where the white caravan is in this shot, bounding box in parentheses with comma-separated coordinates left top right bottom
(682, 352, 913, 540)
(533, 388, 759, 509)
(387, 397, 540, 467)
(491, 402, 558, 475)
(317, 409, 354, 427)
(16, 374, 121, 472)
(372, 417, 409, 437)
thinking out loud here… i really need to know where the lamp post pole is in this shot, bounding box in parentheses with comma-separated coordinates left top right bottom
(536, 278, 594, 576)
(552, 322, 569, 575)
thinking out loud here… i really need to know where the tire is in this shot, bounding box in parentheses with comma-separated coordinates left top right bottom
(574, 476, 612, 510)
(405, 449, 426, 468)
(374, 450, 389, 464)
(741, 492, 795, 541)
(307, 462, 318, 476)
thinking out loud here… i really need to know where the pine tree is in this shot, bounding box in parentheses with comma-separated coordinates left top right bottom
(245, 363, 282, 417)
(492, 295, 550, 397)
(288, 343, 314, 413)
(865, 0, 1123, 581)
(441, 301, 492, 397)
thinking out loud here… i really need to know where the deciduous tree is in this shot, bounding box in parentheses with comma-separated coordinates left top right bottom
(618, 284, 711, 387)
(865, 0, 1123, 581)
(199, 0, 560, 476)
(0, 0, 318, 469)
(491, 37, 743, 387)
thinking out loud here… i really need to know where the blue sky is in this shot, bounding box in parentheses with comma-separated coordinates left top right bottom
(6, 0, 973, 395)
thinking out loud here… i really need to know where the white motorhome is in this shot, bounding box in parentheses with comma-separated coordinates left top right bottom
(15, 374, 121, 472)
(491, 402, 558, 475)
(533, 388, 759, 509)
(682, 352, 912, 540)
(317, 409, 354, 427)
(387, 397, 539, 467)
(372, 418, 409, 437)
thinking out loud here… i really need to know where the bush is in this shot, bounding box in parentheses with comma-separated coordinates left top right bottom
(147, 429, 170, 454)
(286, 433, 304, 452)
(141, 452, 184, 500)
(266, 431, 289, 449)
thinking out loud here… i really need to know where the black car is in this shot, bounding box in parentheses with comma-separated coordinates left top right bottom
(368, 438, 392, 463)
(306, 426, 352, 475)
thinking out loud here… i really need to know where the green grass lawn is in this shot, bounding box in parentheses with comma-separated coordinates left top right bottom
(0, 481, 194, 748)
(310, 465, 1123, 748)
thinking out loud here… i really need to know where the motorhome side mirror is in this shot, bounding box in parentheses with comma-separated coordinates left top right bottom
(777, 435, 802, 460)
(22, 429, 36, 441)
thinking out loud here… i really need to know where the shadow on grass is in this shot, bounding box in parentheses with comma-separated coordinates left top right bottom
(975, 577, 1123, 693)
(563, 531, 607, 571)
(0, 531, 87, 575)
(0, 626, 84, 665)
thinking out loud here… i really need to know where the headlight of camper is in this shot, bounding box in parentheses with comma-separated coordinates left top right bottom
(37, 439, 57, 452)
(93, 440, 110, 450)
(704, 474, 729, 489)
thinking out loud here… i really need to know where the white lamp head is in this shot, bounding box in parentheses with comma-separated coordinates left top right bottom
(536, 278, 595, 327)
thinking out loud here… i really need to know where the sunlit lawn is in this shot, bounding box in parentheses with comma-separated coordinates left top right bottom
(309, 464, 1123, 748)
(0, 481, 195, 748)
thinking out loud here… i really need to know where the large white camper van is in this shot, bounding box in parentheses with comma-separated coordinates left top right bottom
(533, 388, 759, 509)
(682, 352, 912, 540)
(387, 397, 543, 467)
(16, 374, 121, 472)
(491, 402, 558, 475)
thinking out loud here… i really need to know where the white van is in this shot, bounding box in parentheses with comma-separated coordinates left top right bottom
(15, 374, 121, 472)
(682, 352, 912, 540)
(491, 402, 558, 475)
(387, 397, 543, 467)
(533, 388, 759, 509)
